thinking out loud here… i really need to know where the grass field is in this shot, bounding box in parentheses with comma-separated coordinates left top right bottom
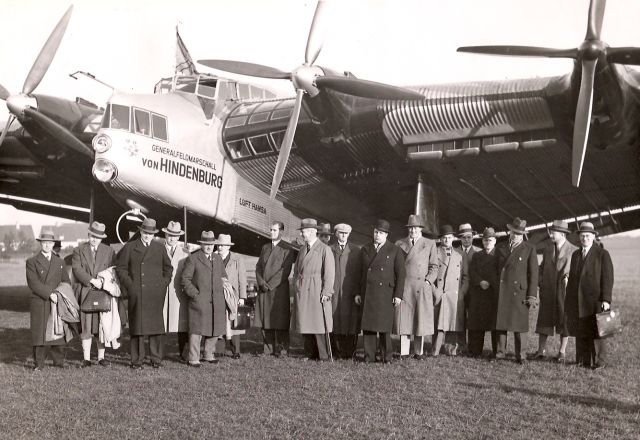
(1, 238, 638, 439)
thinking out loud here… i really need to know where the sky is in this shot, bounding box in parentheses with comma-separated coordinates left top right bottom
(2, 0, 640, 235)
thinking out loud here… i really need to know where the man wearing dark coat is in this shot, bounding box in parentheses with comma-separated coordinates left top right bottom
(355, 219, 405, 363)
(565, 222, 614, 370)
(116, 218, 173, 369)
(26, 229, 71, 370)
(181, 231, 228, 367)
(255, 221, 295, 356)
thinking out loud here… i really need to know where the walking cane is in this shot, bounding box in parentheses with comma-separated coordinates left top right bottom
(321, 299, 333, 361)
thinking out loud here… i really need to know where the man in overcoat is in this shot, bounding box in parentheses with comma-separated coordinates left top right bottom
(294, 219, 335, 360)
(432, 225, 469, 356)
(494, 217, 538, 364)
(467, 227, 499, 357)
(355, 219, 405, 363)
(116, 218, 173, 369)
(565, 222, 613, 370)
(181, 231, 228, 367)
(26, 229, 71, 370)
(394, 214, 438, 359)
(255, 221, 295, 356)
(329, 223, 362, 359)
(161, 221, 190, 362)
(531, 220, 576, 362)
(72, 221, 117, 367)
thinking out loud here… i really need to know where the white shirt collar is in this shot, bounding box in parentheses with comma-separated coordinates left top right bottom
(307, 238, 318, 248)
(272, 239, 280, 247)
(582, 244, 592, 255)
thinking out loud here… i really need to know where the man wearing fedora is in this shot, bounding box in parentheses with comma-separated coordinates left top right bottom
(452, 223, 480, 355)
(255, 221, 295, 357)
(26, 229, 72, 370)
(356, 219, 405, 363)
(294, 219, 335, 360)
(162, 221, 190, 362)
(181, 231, 228, 367)
(494, 217, 538, 364)
(116, 218, 173, 369)
(565, 222, 613, 370)
(72, 221, 117, 367)
(394, 214, 438, 359)
(531, 220, 577, 362)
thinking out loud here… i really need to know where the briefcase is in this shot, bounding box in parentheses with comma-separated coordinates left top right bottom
(232, 305, 254, 330)
(596, 309, 622, 338)
(81, 289, 111, 313)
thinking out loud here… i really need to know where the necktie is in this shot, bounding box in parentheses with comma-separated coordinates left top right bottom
(340, 244, 344, 251)
(411, 239, 415, 247)
(582, 248, 587, 259)
(307, 244, 311, 253)
(91, 247, 97, 259)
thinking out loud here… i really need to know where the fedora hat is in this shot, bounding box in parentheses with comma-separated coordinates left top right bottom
(162, 221, 184, 236)
(374, 219, 390, 233)
(439, 224, 455, 238)
(506, 217, 527, 235)
(298, 218, 319, 230)
(577, 221, 598, 235)
(481, 227, 496, 239)
(36, 228, 56, 242)
(405, 215, 424, 228)
(457, 223, 476, 237)
(198, 230, 216, 244)
(139, 218, 159, 234)
(318, 223, 332, 236)
(215, 233, 234, 246)
(88, 221, 107, 239)
(549, 220, 571, 234)
(334, 223, 352, 234)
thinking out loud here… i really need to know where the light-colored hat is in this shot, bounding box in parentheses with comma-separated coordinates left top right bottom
(577, 221, 598, 235)
(405, 215, 424, 228)
(298, 218, 319, 230)
(506, 217, 527, 235)
(481, 227, 496, 239)
(457, 223, 476, 237)
(139, 218, 159, 234)
(549, 220, 571, 234)
(162, 221, 184, 236)
(334, 223, 352, 233)
(88, 221, 107, 239)
(37, 229, 56, 242)
(198, 231, 216, 244)
(216, 234, 234, 246)
(318, 223, 332, 236)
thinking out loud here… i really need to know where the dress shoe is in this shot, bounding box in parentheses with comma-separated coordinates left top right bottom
(80, 360, 92, 368)
(231, 353, 241, 359)
(527, 351, 546, 360)
(130, 363, 143, 370)
(204, 359, 219, 364)
(151, 361, 162, 369)
(32, 366, 42, 372)
(97, 359, 110, 367)
(52, 363, 66, 368)
(592, 363, 606, 371)
(494, 353, 506, 360)
(187, 362, 201, 368)
(555, 353, 566, 363)
(271, 352, 282, 358)
(516, 358, 528, 365)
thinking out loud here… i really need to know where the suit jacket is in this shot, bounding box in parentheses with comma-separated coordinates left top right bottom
(254, 241, 294, 329)
(434, 247, 468, 332)
(163, 241, 190, 333)
(537, 240, 577, 329)
(26, 252, 71, 345)
(330, 242, 362, 334)
(360, 241, 406, 333)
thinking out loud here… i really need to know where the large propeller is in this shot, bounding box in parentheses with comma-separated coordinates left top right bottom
(199, 1, 424, 199)
(457, 0, 640, 187)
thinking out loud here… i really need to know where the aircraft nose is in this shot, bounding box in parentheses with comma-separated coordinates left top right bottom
(6, 94, 37, 118)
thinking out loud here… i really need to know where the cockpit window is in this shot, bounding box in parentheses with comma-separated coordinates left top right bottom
(152, 114, 168, 142)
(227, 139, 251, 159)
(134, 109, 151, 136)
(111, 104, 130, 130)
(100, 104, 111, 129)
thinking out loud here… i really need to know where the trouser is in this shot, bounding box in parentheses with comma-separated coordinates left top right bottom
(445, 331, 467, 352)
(177, 332, 189, 359)
(130, 334, 165, 365)
(494, 331, 527, 360)
(262, 328, 289, 355)
(468, 330, 491, 356)
(188, 334, 219, 363)
(81, 337, 106, 361)
(303, 334, 330, 360)
(577, 317, 607, 367)
(229, 335, 241, 355)
(331, 334, 357, 359)
(363, 331, 392, 362)
(33, 345, 65, 368)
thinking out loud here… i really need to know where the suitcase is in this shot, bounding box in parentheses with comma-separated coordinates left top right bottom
(596, 309, 622, 338)
(232, 305, 254, 330)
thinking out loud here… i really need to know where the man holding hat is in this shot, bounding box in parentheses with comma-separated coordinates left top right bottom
(565, 222, 613, 370)
(394, 214, 438, 359)
(116, 218, 173, 369)
(294, 219, 335, 360)
(531, 220, 577, 362)
(356, 219, 405, 363)
(494, 217, 538, 364)
(26, 228, 71, 370)
(162, 221, 190, 362)
(318, 223, 332, 245)
(72, 221, 117, 367)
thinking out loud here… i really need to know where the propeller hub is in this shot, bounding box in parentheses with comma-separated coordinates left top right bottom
(579, 39, 607, 61)
(6, 94, 37, 118)
(292, 64, 324, 97)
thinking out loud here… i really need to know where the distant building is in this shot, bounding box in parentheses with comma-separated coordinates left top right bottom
(42, 223, 89, 248)
(0, 224, 35, 251)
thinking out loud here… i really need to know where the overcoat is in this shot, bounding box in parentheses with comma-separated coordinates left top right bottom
(360, 241, 406, 333)
(72, 241, 117, 336)
(294, 240, 335, 334)
(181, 250, 228, 337)
(537, 240, 577, 331)
(467, 249, 498, 331)
(223, 251, 247, 333)
(394, 236, 438, 336)
(26, 252, 71, 345)
(434, 248, 469, 332)
(255, 241, 294, 329)
(116, 239, 173, 335)
(329, 242, 362, 335)
(162, 242, 190, 333)
(565, 245, 614, 335)
(495, 241, 539, 333)
(456, 245, 481, 271)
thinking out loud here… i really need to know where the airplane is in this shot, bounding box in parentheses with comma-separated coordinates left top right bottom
(2, 0, 640, 257)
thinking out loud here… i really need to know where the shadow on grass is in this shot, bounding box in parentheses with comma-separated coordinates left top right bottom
(459, 381, 640, 415)
(0, 286, 30, 312)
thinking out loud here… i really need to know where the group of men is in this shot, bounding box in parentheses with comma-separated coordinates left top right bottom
(26, 212, 614, 370)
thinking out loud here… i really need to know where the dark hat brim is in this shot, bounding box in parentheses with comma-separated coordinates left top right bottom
(88, 230, 108, 239)
(507, 224, 526, 235)
(139, 226, 159, 234)
(577, 228, 598, 235)
(198, 240, 216, 244)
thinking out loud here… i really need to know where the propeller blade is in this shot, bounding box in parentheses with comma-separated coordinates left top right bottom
(270, 89, 304, 199)
(305, 0, 332, 66)
(22, 5, 73, 95)
(457, 45, 578, 59)
(585, 0, 606, 40)
(606, 47, 640, 65)
(0, 115, 16, 148)
(0, 84, 9, 101)
(198, 59, 291, 80)
(23, 107, 94, 158)
(572, 58, 597, 187)
(315, 76, 424, 100)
